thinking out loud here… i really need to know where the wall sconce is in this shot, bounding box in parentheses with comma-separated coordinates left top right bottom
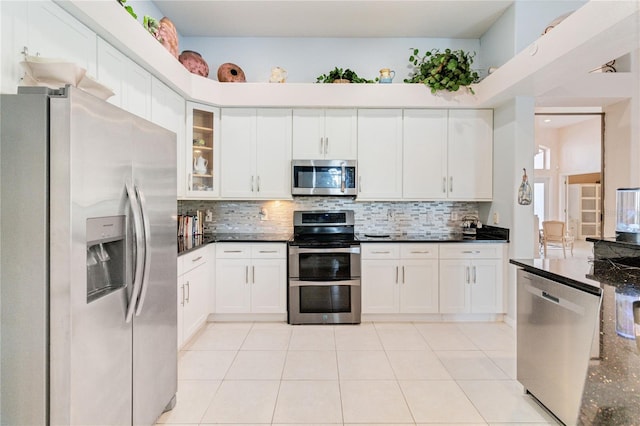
(518, 168, 532, 205)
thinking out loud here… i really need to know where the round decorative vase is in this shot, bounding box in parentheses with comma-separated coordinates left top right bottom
(217, 63, 246, 82)
(179, 51, 209, 77)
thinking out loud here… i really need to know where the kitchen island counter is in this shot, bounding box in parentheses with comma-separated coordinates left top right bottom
(510, 253, 640, 425)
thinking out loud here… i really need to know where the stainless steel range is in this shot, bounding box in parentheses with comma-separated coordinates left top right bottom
(288, 210, 361, 324)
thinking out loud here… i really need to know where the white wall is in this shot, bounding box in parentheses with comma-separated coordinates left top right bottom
(479, 3, 515, 69)
(558, 118, 602, 175)
(604, 100, 632, 238)
(180, 37, 480, 83)
(479, 97, 535, 324)
(512, 0, 587, 53)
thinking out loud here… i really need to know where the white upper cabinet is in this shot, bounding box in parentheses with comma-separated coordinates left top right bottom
(447, 110, 493, 200)
(402, 110, 448, 199)
(186, 102, 220, 198)
(26, 1, 96, 76)
(96, 37, 152, 120)
(150, 78, 185, 198)
(401, 109, 493, 201)
(292, 109, 357, 160)
(357, 109, 403, 200)
(1, 1, 96, 93)
(221, 108, 292, 199)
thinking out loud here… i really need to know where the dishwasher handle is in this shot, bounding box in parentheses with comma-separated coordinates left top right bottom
(542, 291, 560, 304)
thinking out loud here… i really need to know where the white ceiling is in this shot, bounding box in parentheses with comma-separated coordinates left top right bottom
(155, 0, 514, 38)
(535, 114, 601, 129)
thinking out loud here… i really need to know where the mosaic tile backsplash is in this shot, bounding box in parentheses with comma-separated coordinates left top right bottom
(178, 198, 480, 235)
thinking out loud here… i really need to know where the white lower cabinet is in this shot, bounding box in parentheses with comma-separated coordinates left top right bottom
(215, 243, 287, 314)
(177, 247, 210, 348)
(439, 244, 504, 314)
(361, 243, 439, 314)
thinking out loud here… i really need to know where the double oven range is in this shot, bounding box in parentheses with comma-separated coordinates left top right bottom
(288, 210, 361, 324)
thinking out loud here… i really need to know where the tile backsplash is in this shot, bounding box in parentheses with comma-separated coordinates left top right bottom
(178, 198, 479, 235)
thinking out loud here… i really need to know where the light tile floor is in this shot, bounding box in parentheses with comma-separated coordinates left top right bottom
(157, 321, 560, 425)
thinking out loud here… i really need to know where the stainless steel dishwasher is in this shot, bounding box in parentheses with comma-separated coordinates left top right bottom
(517, 269, 602, 425)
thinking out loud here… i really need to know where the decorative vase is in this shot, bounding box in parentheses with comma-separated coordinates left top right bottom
(518, 168, 533, 205)
(179, 51, 209, 77)
(217, 63, 246, 82)
(378, 68, 395, 83)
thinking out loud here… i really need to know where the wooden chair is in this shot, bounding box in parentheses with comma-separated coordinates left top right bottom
(541, 220, 574, 258)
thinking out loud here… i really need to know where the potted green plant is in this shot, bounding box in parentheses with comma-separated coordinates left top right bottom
(404, 48, 480, 94)
(316, 67, 375, 83)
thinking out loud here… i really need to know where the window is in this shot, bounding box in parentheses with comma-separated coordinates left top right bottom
(534, 145, 551, 170)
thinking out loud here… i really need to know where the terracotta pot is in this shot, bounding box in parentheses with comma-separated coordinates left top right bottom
(157, 17, 178, 58)
(333, 79, 351, 83)
(179, 50, 209, 77)
(217, 63, 246, 82)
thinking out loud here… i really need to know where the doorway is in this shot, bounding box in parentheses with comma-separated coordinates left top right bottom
(534, 113, 604, 241)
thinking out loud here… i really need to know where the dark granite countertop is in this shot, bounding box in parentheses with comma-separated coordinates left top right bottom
(509, 258, 603, 296)
(357, 233, 508, 243)
(178, 233, 293, 255)
(357, 225, 509, 243)
(510, 251, 640, 425)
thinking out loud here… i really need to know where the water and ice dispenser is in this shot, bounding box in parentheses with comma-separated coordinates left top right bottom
(616, 188, 640, 243)
(86, 216, 126, 303)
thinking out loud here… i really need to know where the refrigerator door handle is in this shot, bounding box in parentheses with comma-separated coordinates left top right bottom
(125, 182, 145, 323)
(134, 185, 152, 316)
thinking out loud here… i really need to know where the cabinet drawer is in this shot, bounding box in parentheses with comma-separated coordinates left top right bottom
(216, 243, 251, 258)
(182, 247, 208, 273)
(361, 243, 400, 259)
(251, 243, 286, 258)
(400, 244, 438, 259)
(439, 244, 502, 259)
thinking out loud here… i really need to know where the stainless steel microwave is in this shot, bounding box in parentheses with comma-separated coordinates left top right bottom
(292, 160, 357, 196)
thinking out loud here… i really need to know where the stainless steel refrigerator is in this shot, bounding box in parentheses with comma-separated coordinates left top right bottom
(1, 86, 178, 425)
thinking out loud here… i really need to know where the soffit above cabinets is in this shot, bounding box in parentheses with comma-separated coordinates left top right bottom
(154, 0, 513, 38)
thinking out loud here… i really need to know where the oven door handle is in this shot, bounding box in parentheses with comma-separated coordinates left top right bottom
(289, 246, 360, 254)
(289, 279, 361, 287)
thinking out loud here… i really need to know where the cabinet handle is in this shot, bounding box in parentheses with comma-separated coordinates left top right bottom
(372, 251, 391, 254)
(188, 173, 192, 191)
(259, 250, 278, 253)
(402, 266, 405, 284)
(245, 266, 249, 284)
(224, 250, 243, 253)
(257, 176, 260, 192)
(192, 256, 203, 262)
(358, 176, 362, 192)
(320, 137, 324, 154)
(462, 250, 481, 254)
(325, 137, 329, 154)
(466, 266, 470, 283)
(252, 265, 255, 283)
(410, 251, 430, 254)
(472, 266, 477, 283)
(180, 284, 185, 306)
(442, 177, 446, 193)
(449, 176, 453, 193)
(185, 281, 190, 303)
(395, 266, 399, 284)
(250, 176, 254, 192)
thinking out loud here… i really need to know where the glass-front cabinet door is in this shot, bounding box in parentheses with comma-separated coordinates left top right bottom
(186, 102, 220, 198)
